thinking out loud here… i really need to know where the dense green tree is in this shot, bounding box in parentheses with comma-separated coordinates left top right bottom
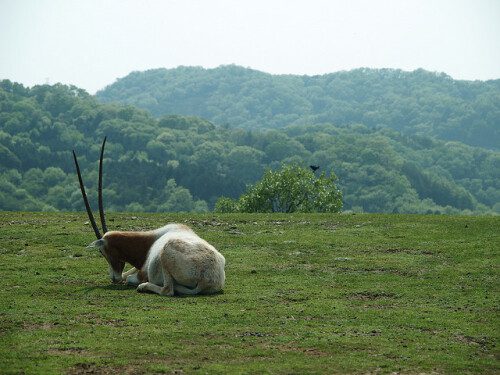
(214, 197, 239, 213)
(216, 165, 342, 213)
(157, 179, 196, 212)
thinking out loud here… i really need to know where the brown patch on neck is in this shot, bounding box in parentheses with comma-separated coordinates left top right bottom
(104, 231, 156, 269)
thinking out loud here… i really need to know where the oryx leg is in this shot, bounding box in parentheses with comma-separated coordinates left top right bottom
(137, 268, 175, 296)
(122, 267, 140, 286)
(137, 282, 162, 294)
(122, 267, 137, 279)
(126, 267, 151, 286)
(125, 273, 140, 286)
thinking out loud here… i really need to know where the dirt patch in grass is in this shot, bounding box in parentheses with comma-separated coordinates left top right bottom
(275, 289, 310, 302)
(48, 347, 89, 356)
(418, 327, 441, 336)
(278, 345, 329, 357)
(348, 291, 399, 300)
(66, 363, 144, 375)
(78, 314, 127, 327)
(67, 363, 110, 375)
(383, 248, 434, 256)
(22, 322, 57, 331)
(333, 267, 411, 276)
(237, 331, 274, 338)
(455, 334, 495, 351)
(183, 219, 228, 227)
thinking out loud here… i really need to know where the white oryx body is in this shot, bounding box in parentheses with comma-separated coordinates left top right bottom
(73, 138, 225, 296)
(102, 224, 225, 296)
(142, 224, 225, 295)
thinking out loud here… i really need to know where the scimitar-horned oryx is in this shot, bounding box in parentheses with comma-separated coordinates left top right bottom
(73, 137, 225, 296)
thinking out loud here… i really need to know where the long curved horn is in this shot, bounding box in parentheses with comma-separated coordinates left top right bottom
(98, 137, 108, 234)
(73, 150, 102, 239)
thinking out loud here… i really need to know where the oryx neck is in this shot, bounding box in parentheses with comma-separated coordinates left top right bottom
(103, 231, 157, 269)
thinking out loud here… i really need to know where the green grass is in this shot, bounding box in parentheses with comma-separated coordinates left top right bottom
(0, 212, 498, 374)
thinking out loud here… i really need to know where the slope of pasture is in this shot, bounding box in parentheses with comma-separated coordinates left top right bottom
(0, 212, 498, 374)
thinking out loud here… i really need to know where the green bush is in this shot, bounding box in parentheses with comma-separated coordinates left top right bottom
(214, 197, 239, 213)
(216, 164, 342, 213)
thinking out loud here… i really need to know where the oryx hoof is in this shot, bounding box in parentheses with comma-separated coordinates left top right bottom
(137, 282, 148, 293)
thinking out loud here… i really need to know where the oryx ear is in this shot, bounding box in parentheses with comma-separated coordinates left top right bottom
(87, 239, 105, 249)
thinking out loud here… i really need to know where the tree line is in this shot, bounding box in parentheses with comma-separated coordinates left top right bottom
(0, 80, 499, 214)
(97, 65, 500, 150)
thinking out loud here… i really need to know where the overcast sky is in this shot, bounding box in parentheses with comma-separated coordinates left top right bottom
(1, 0, 499, 93)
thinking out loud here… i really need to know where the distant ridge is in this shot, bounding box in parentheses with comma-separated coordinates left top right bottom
(97, 65, 500, 149)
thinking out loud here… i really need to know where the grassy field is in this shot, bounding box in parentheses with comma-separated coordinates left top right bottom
(0, 212, 498, 374)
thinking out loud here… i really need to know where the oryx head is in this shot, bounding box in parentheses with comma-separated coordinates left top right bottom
(73, 137, 125, 283)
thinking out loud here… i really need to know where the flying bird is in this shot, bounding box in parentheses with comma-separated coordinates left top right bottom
(310, 165, 320, 172)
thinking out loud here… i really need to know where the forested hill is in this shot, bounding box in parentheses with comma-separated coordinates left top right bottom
(1, 80, 499, 214)
(96, 65, 500, 149)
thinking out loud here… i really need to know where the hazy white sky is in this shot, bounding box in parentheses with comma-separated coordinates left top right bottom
(1, 0, 499, 93)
